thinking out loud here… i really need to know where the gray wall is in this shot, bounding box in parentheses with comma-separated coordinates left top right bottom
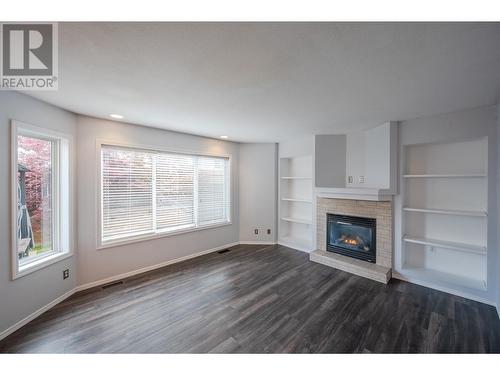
(0, 92, 77, 335)
(239, 143, 277, 242)
(497, 104, 500, 317)
(76, 116, 240, 286)
(314, 134, 346, 188)
(395, 105, 498, 304)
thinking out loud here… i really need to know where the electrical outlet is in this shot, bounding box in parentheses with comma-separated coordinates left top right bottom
(359, 176, 365, 183)
(347, 176, 353, 184)
(63, 269, 69, 279)
(267, 229, 271, 235)
(254, 229, 258, 235)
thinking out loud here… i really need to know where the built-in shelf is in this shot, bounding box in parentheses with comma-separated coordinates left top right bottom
(403, 235, 487, 255)
(400, 267, 487, 291)
(403, 207, 487, 217)
(281, 197, 312, 203)
(281, 216, 312, 225)
(400, 138, 488, 298)
(279, 151, 313, 253)
(403, 173, 487, 178)
(279, 235, 312, 252)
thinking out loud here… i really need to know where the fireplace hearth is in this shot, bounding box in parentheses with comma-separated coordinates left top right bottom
(327, 213, 376, 263)
(312, 198, 391, 283)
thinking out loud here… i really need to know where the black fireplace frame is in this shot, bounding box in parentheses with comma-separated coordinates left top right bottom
(326, 213, 376, 263)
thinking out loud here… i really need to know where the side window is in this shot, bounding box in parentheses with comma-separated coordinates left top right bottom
(13, 122, 71, 278)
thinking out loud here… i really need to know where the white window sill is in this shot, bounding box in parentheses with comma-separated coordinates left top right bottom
(98, 221, 233, 250)
(14, 252, 73, 280)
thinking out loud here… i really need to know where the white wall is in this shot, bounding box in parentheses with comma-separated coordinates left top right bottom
(345, 122, 396, 189)
(0, 92, 77, 335)
(279, 136, 313, 158)
(346, 131, 366, 186)
(76, 116, 240, 286)
(365, 123, 392, 189)
(239, 143, 277, 243)
(394, 105, 498, 304)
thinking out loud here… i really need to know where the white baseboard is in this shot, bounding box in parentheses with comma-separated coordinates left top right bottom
(0, 288, 76, 341)
(392, 271, 495, 307)
(239, 241, 277, 245)
(75, 241, 240, 292)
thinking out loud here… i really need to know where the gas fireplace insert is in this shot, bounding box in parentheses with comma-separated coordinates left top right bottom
(326, 213, 376, 263)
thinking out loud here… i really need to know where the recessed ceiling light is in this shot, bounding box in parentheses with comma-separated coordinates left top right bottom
(110, 114, 124, 119)
(220, 135, 228, 139)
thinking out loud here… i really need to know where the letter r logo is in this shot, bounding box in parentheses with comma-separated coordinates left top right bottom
(2, 24, 53, 76)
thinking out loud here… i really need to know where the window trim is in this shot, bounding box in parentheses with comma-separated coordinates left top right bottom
(11, 120, 74, 280)
(96, 139, 233, 250)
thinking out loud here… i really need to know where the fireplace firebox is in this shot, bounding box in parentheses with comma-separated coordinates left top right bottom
(327, 214, 376, 263)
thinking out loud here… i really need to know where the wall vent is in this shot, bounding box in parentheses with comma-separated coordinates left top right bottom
(102, 280, 124, 289)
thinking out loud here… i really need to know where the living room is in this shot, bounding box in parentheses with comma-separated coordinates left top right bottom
(1, 2, 500, 370)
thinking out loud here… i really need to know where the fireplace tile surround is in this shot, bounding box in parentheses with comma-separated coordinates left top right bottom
(311, 197, 393, 283)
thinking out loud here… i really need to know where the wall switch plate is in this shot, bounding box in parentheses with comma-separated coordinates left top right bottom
(347, 176, 353, 184)
(359, 176, 365, 183)
(254, 229, 258, 235)
(63, 269, 69, 279)
(267, 229, 271, 235)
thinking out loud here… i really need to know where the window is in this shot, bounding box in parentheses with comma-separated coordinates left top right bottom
(12, 122, 71, 278)
(100, 145, 230, 246)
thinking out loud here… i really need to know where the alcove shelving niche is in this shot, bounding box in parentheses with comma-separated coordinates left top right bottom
(400, 138, 488, 292)
(279, 155, 313, 252)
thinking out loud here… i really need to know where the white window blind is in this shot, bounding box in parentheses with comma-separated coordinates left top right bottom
(101, 147, 154, 242)
(155, 153, 195, 232)
(197, 156, 228, 225)
(101, 145, 230, 245)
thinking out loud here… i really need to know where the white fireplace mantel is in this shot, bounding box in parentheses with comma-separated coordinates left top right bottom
(315, 187, 395, 202)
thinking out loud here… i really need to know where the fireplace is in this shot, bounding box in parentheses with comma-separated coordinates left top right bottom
(327, 213, 376, 263)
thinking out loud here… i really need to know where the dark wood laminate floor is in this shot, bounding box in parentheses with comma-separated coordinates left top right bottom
(1, 244, 499, 353)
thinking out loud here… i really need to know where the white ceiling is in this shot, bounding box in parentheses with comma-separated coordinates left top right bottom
(28, 22, 500, 143)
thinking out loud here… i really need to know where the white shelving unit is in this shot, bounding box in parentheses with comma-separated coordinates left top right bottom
(403, 174, 487, 178)
(400, 267, 487, 291)
(281, 216, 312, 225)
(400, 138, 488, 292)
(402, 235, 486, 256)
(402, 207, 487, 217)
(281, 197, 313, 203)
(278, 153, 313, 252)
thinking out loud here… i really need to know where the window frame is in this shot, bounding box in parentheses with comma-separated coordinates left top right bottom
(96, 140, 232, 250)
(11, 121, 73, 280)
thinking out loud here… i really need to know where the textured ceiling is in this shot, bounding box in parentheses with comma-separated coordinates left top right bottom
(27, 22, 500, 142)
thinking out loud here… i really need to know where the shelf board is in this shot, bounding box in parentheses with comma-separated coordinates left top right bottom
(403, 235, 486, 255)
(403, 173, 487, 178)
(281, 197, 312, 203)
(400, 267, 486, 291)
(280, 176, 312, 180)
(281, 216, 312, 225)
(279, 236, 312, 252)
(403, 207, 487, 217)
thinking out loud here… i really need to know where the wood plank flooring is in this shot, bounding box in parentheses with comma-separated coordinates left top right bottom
(1, 244, 499, 353)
